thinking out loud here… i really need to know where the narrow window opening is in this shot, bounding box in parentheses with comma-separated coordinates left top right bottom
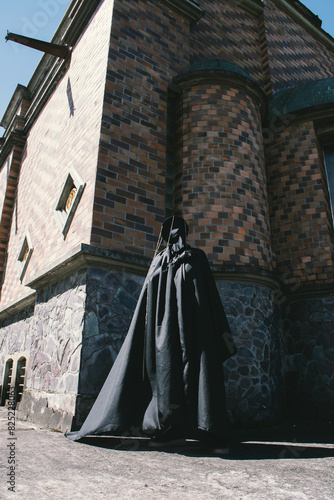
(15, 357, 26, 404)
(54, 167, 85, 238)
(1, 358, 13, 406)
(17, 231, 34, 282)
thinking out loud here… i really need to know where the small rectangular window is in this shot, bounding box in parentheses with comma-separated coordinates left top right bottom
(17, 231, 33, 282)
(324, 147, 334, 222)
(54, 167, 85, 239)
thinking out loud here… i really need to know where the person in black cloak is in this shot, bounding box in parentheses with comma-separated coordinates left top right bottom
(66, 216, 237, 453)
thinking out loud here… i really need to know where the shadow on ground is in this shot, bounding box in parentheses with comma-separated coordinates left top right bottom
(73, 421, 334, 460)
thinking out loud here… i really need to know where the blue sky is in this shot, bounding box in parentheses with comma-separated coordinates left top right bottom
(0, 0, 71, 134)
(0, 0, 333, 135)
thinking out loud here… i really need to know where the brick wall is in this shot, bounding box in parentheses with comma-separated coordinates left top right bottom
(1, 0, 334, 305)
(189, 1, 264, 88)
(0, 0, 113, 307)
(175, 81, 272, 269)
(0, 145, 24, 284)
(188, 0, 334, 94)
(90, 0, 192, 258)
(264, 0, 334, 92)
(266, 120, 334, 287)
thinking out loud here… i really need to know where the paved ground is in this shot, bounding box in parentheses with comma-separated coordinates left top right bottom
(0, 408, 333, 499)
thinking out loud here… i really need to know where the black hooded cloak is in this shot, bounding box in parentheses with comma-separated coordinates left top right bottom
(67, 217, 236, 441)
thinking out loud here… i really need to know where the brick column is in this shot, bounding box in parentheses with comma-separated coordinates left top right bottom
(174, 60, 272, 271)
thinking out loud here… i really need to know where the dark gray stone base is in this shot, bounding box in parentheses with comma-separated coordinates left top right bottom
(17, 389, 74, 432)
(284, 296, 334, 420)
(1, 263, 333, 431)
(79, 267, 144, 397)
(217, 281, 284, 426)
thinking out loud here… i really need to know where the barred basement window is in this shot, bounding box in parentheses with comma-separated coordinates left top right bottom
(0, 354, 28, 407)
(54, 167, 85, 238)
(17, 231, 34, 282)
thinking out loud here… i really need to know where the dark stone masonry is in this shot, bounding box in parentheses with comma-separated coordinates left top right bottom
(0, 270, 87, 430)
(283, 297, 334, 420)
(0, 267, 287, 429)
(219, 281, 284, 426)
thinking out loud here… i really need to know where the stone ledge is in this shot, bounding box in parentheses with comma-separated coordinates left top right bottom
(62, 0, 103, 47)
(17, 388, 76, 432)
(0, 292, 36, 322)
(214, 270, 281, 293)
(285, 284, 334, 303)
(25, 244, 151, 291)
(2, 242, 333, 317)
(266, 77, 334, 123)
(26, 243, 283, 292)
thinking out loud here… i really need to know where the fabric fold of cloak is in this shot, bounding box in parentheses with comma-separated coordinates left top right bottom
(66, 246, 236, 441)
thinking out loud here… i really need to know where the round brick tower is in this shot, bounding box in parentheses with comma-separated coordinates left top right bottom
(174, 60, 271, 272)
(173, 60, 283, 426)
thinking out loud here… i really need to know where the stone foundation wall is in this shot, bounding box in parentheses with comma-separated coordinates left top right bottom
(2, 264, 332, 431)
(218, 281, 284, 426)
(283, 295, 334, 420)
(75, 270, 285, 428)
(0, 305, 34, 402)
(0, 265, 147, 431)
(73, 267, 145, 427)
(0, 270, 87, 431)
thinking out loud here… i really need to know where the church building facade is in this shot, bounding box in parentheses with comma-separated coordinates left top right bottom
(0, 0, 334, 431)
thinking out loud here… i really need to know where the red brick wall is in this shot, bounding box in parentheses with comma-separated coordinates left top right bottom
(91, 0, 191, 257)
(266, 121, 334, 286)
(264, 0, 334, 92)
(175, 81, 272, 270)
(189, 1, 264, 88)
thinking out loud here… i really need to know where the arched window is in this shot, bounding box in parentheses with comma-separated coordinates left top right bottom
(1, 358, 14, 406)
(15, 357, 27, 404)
